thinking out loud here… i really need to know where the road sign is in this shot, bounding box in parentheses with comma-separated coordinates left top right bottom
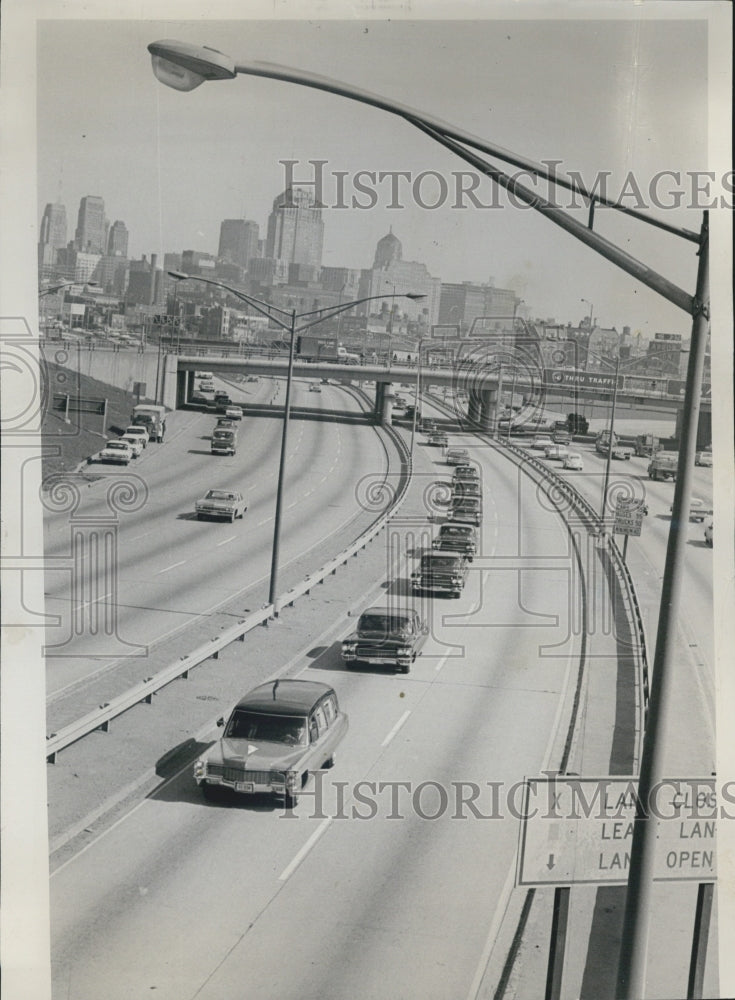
(544, 368, 622, 391)
(517, 777, 717, 886)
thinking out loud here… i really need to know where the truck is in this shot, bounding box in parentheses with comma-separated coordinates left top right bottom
(634, 434, 662, 458)
(211, 428, 237, 455)
(296, 335, 361, 365)
(648, 451, 678, 481)
(552, 421, 572, 445)
(130, 403, 166, 442)
(595, 429, 632, 460)
(341, 606, 428, 674)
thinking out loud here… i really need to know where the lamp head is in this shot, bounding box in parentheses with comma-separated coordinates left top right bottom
(405, 293, 427, 301)
(148, 40, 236, 92)
(167, 270, 190, 281)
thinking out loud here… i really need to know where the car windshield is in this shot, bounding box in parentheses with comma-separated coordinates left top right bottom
(212, 432, 232, 439)
(107, 442, 127, 449)
(441, 526, 472, 537)
(206, 490, 236, 501)
(225, 710, 307, 745)
(359, 613, 412, 634)
(422, 555, 459, 568)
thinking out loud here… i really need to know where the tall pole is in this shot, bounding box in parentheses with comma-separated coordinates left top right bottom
(617, 211, 710, 998)
(600, 353, 620, 520)
(268, 308, 297, 612)
(409, 338, 422, 458)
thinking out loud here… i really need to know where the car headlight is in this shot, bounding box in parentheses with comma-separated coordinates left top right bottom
(286, 770, 299, 791)
(193, 759, 206, 779)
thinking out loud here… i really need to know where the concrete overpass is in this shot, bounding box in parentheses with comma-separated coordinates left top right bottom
(163, 354, 712, 442)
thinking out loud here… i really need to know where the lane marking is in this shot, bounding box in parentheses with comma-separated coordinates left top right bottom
(466, 858, 518, 1000)
(78, 592, 111, 611)
(278, 817, 332, 882)
(216, 535, 238, 547)
(435, 651, 451, 673)
(381, 709, 411, 747)
(156, 560, 186, 575)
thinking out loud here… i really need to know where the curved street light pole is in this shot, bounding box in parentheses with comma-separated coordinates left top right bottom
(150, 46, 710, 994)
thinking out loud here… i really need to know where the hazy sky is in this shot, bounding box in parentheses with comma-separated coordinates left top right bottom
(35, 11, 721, 335)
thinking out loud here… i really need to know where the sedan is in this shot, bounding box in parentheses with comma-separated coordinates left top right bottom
(530, 435, 554, 451)
(99, 440, 133, 465)
(195, 489, 248, 522)
(225, 405, 243, 420)
(704, 520, 713, 546)
(446, 447, 470, 466)
(119, 434, 144, 457)
(695, 450, 713, 467)
(544, 444, 569, 461)
(123, 425, 149, 448)
(563, 452, 584, 471)
(429, 432, 449, 447)
(309, 383, 322, 393)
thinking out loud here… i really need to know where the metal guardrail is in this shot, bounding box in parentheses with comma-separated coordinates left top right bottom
(427, 387, 650, 768)
(46, 420, 411, 763)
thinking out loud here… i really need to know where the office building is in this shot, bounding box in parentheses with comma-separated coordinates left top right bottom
(218, 218, 260, 268)
(265, 186, 324, 269)
(74, 195, 108, 254)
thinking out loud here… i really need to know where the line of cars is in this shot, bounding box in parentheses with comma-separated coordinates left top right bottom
(96, 404, 167, 465)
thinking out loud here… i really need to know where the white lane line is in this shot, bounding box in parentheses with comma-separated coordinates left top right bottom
(129, 532, 154, 542)
(465, 858, 519, 1000)
(216, 535, 238, 547)
(156, 560, 187, 575)
(278, 817, 332, 882)
(381, 710, 412, 747)
(256, 518, 271, 527)
(435, 651, 452, 673)
(78, 592, 111, 611)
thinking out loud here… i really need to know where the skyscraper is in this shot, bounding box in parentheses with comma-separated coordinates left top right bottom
(265, 186, 324, 269)
(107, 220, 129, 257)
(218, 218, 260, 268)
(38, 202, 68, 279)
(74, 195, 107, 254)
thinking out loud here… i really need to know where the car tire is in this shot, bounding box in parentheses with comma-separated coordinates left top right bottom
(230, 513, 236, 523)
(323, 754, 336, 769)
(399, 663, 410, 674)
(284, 790, 299, 809)
(202, 782, 218, 801)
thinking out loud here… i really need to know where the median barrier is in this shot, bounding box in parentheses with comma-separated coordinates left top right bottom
(46, 417, 412, 762)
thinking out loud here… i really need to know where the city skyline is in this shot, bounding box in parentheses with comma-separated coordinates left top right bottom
(35, 15, 722, 338)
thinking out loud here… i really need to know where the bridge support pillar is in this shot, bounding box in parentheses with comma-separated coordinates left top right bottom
(377, 381, 395, 426)
(467, 392, 482, 426)
(479, 388, 499, 433)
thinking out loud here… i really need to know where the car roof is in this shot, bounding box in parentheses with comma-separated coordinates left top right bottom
(361, 606, 416, 617)
(234, 680, 335, 715)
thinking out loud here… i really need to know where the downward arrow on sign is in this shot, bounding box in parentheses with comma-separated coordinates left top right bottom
(547, 854, 555, 870)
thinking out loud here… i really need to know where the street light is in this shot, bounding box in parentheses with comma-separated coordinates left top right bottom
(149, 44, 709, 993)
(169, 271, 423, 612)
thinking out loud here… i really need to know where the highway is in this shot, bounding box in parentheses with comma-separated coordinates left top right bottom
(49, 403, 590, 1000)
(43, 376, 394, 698)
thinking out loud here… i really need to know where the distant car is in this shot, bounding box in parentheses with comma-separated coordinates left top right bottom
(394, 395, 407, 408)
(704, 520, 713, 546)
(321, 377, 330, 384)
(225, 405, 243, 420)
(446, 447, 470, 466)
(563, 452, 584, 471)
(195, 489, 247, 522)
(123, 425, 149, 448)
(452, 464, 480, 483)
(412, 552, 469, 598)
(448, 497, 483, 527)
(670, 497, 711, 523)
(99, 440, 133, 465)
(452, 479, 481, 501)
(531, 435, 554, 450)
(309, 383, 322, 393)
(119, 434, 144, 457)
(695, 450, 713, 467)
(420, 419, 437, 434)
(341, 607, 428, 673)
(544, 444, 569, 461)
(432, 523, 478, 560)
(428, 431, 449, 447)
(193, 679, 348, 807)
(245, 375, 259, 383)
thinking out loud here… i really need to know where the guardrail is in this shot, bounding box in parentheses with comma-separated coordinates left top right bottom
(427, 388, 650, 769)
(47, 421, 412, 763)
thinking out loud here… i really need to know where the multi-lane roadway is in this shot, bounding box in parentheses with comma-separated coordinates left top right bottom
(46, 389, 716, 1000)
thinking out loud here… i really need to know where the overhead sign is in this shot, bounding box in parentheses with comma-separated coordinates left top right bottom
(544, 369, 622, 391)
(517, 777, 716, 886)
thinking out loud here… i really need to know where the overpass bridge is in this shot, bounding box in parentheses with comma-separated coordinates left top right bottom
(163, 354, 712, 443)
